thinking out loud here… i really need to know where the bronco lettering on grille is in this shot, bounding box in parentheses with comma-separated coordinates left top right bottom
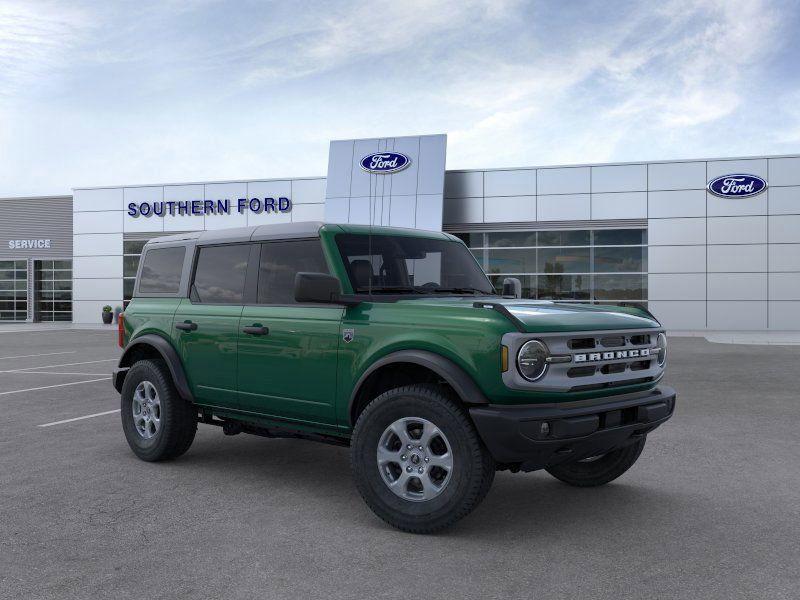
(574, 348, 651, 363)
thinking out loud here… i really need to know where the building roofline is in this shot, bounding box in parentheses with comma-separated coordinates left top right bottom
(58, 151, 800, 193)
(0, 195, 72, 201)
(72, 175, 326, 192)
(444, 152, 800, 174)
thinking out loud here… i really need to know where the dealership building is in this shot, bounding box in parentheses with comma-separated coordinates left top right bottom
(1, 133, 798, 331)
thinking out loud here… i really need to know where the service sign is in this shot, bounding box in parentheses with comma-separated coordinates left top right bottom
(707, 174, 767, 198)
(8, 239, 51, 249)
(360, 152, 411, 174)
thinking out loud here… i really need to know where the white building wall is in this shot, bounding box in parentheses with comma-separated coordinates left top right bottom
(71, 153, 800, 331)
(324, 134, 447, 231)
(443, 155, 800, 331)
(72, 177, 326, 323)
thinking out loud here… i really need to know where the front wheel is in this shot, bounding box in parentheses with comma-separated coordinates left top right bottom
(350, 384, 494, 534)
(545, 436, 647, 487)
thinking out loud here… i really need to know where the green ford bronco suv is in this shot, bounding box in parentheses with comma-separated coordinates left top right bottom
(114, 222, 675, 533)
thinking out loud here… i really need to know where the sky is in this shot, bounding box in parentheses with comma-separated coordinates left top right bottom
(0, 0, 799, 197)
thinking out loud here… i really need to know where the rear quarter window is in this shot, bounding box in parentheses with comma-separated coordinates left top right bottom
(192, 244, 250, 304)
(138, 246, 186, 294)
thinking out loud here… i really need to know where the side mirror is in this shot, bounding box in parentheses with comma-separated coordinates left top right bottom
(294, 272, 344, 304)
(502, 277, 522, 299)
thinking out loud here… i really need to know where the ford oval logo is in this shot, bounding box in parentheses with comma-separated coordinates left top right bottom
(360, 152, 411, 174)
(707, 174, 767, 198)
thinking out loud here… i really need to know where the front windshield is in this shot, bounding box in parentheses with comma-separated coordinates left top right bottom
(335, 233, 495, 295)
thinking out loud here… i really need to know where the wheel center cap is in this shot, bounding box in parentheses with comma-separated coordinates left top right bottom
(410, 454, 420, 465)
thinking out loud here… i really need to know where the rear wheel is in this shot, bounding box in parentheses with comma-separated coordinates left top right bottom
(545, 437, 647, 487)
(121, 359, 197, 462)
(351, 384, 494, 534)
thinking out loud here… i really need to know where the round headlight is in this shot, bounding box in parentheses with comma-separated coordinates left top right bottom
(517, 340, 549, 381)
(656, 332, 667, 367)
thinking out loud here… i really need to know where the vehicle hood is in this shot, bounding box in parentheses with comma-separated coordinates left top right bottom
(397, 297, 660, 333)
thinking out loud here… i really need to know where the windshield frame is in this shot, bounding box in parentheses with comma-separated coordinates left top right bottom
(334, 232, 497, 298)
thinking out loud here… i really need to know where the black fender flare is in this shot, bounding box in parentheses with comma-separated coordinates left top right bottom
(348, 349, 489, 424)
(114, 334, 194, 403)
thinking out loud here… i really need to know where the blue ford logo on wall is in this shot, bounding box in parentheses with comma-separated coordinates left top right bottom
(360, 152, 411, 174)
(707, 174, 767, 198)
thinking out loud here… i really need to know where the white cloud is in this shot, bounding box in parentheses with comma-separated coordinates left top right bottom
(0, 1, 90, 99)
(241, 0, 517, 85)
(0, 0, 795, 196)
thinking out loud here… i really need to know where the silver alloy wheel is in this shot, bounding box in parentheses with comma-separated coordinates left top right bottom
(132, 380, 161, 440)
(377, 417, 454, 502)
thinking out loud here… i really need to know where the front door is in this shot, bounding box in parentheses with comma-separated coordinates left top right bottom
(237, 239, 342, 426)
(173, 243, 253, 409)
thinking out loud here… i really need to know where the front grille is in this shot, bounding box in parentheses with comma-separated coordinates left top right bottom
(502, 327, 666, 393)
(568, 337, 595, 350)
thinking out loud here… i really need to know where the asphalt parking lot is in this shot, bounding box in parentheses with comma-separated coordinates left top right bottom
(1, 329, 798, 599)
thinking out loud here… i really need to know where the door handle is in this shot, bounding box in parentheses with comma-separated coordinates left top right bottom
(175, 321, 198, 332)
(242, 325, 269, 336)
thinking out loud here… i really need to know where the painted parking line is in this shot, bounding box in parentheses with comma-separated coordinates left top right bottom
(0, 351, 77, 360)
(38, 409, 120, 428)
(9, 371, 111, 376)
(0, 359, 117, 374)
(0, 378, 109, 396)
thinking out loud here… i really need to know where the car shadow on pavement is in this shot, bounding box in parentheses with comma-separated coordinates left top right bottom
(137, 429, 692, 538)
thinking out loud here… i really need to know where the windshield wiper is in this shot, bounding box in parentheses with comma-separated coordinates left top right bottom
(429, 287, 491, 295)
(354, 286, 426, 294)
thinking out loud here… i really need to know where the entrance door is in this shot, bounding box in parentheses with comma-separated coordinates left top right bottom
(173, 243, 253, 409)
(34, 260, 73, 322)
(237, 239, 342, 426)
(0, 260, 28, 321)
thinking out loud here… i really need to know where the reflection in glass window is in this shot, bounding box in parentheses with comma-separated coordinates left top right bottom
(538, 230, 590, 247)
(139, 247, 186, 294)
(258, 240, 329, 304)
(123, 255, 140, 278)
(486, 232, 538, 247)
(450, 228, 647, 305)
(593, 275, 646, 300)
(487, 249, 536, 274)
(593, 247, 646, 273)
(594, 229, 646, 246)
(192, 245, 249, 304)
(537, 248, 590, 274)
(538, 274, 590, 300)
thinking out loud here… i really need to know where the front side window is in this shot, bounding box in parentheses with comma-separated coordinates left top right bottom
(258, 240, 329, 304)
(192, 244, 250, 304)
(335, 234, 494, 295)
(138, 247, 185, 294)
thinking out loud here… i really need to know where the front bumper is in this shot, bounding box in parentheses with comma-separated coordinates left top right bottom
(469, 385, 676, 472)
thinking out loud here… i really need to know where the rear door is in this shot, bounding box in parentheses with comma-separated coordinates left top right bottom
(237, 239, 343, 426)
(173, 243, 255, 409)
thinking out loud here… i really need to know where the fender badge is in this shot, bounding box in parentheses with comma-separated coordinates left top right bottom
(343, 328, 355, 343)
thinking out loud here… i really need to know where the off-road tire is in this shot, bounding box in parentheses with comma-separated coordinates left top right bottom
(121, 359, 197, 462)
(351, 384, 495, 534)
(545, 436, 647, 487)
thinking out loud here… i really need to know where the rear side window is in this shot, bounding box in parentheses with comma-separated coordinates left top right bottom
(138, 247, 185, 294)
(258, 240, 329, 304)
(192, 244, 250, 304)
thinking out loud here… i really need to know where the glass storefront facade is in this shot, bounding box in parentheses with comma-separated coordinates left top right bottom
(455, 228, 647, 308)
(0, 260, 28, 321)
(34, 260, 73, 322)
(123, 240, 147, 308)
